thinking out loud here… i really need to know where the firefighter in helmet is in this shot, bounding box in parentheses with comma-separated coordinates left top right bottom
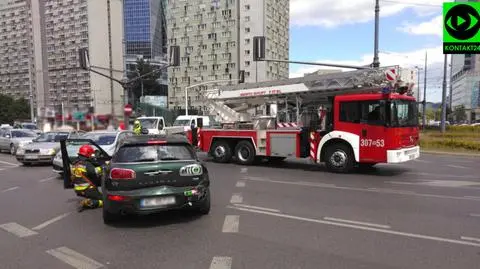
(133, 119, 142, 135)
(71, 145, 104, 212)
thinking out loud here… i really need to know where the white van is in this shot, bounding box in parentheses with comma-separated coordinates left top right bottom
(173, 115, 211, 131)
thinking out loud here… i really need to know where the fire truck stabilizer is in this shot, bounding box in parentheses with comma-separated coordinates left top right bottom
(187, 66, 420, 173)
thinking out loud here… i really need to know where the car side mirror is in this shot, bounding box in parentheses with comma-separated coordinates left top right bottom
(5, 135, 10, 138)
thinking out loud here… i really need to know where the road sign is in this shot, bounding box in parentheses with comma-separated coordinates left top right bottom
(124, 104, 133, 116)
(385, 69, 397, 82)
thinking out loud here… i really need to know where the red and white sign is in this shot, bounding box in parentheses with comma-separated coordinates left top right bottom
(124, 104, 133, 115)
(385, 69, 397, 82)
(213, 83, 310, 100)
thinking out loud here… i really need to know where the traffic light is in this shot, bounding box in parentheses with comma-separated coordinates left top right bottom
(239, 70, 245, 83)
(78, 48, 90, 70)
(253, 36, 265, 61)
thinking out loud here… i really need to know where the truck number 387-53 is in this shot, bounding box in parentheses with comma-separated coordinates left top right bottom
(360, 139, 385, 147)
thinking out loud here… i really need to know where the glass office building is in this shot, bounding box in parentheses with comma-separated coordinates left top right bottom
(124, 0, 166, 59)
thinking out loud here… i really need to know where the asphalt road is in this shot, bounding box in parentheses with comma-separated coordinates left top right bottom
(0, 152, 478, 269)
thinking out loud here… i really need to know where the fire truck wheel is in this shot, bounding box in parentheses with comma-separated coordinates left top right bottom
(211, 141, 232, 163)
(325, 144, 354, 173)
(234, 141, 256, 165)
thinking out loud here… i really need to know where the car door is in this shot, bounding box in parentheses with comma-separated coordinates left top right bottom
(359, 100, 387, 162)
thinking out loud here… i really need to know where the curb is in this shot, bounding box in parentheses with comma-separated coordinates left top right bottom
(421, 150, 480, 157)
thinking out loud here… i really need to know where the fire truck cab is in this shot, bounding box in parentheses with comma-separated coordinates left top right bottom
(187, 66, 420, 173)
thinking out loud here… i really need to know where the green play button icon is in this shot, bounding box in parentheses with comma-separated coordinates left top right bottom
(457, 16, 466, 26)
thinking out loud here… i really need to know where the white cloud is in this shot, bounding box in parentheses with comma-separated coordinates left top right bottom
(397, 15, 442, 36)
(289, 46, 449, 102)
(291, 0, 443, 27)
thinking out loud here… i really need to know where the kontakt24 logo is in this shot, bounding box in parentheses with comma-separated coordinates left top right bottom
(443, 2, 480, 54)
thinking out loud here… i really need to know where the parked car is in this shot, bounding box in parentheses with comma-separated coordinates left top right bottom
(52, 130, 134, 174)
(60, 134, 211, 224)
(14, 122, 42, 135)
(16, 130, 84, 165)
(0, 128, 38, 155)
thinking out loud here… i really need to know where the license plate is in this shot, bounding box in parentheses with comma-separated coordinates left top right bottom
(408, 154, 416, 160)
(140, 196, 176, 208)
(25, 155, 38, 160)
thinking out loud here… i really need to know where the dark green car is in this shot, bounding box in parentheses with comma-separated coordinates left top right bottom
(101, 135, 210, 224)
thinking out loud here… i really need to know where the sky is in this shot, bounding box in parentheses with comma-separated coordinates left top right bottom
(288, 0, 449, 103)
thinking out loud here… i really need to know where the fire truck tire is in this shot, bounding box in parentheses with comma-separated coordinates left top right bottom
(234, 141, 256, 165)
(211, 141, 232, 163)
(324, 143, 354, 173)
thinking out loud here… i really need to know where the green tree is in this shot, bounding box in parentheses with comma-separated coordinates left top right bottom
(0, 94, 30, 124)
(127, 58, 161, 103)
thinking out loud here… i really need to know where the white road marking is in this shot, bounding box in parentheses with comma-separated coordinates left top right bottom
(0, 160, 18, 166)
(464, 196, 480, 200)
(469, 213, 480, 217)
(234, 204, 281, 213)
(447, 164, 468, 169)
(46, 246, 104, 269)
(222, 215, 239, 233)
(413, 159, 431, 163)
(230, 194, 243, 204)
(235, 181, 246, 188)
(240, 168, 248, 173)
(388, 180, 480, 188)
(461, 236, 480, 243)
(209, 256, 232, 269)
(228, 206, 480, 248)
(324, 217, 391, 229)
(247, 177, 480, 202)
(406, 172, 477, 179)
(32, 212, 72, 231)
(367, 188, 415, 194)
(2, 186, 19, 192)
(39, 176, 57, 183)
(0, 222, 38, 238)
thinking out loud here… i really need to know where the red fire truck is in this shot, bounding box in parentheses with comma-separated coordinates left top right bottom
(187, 66, 420, 173)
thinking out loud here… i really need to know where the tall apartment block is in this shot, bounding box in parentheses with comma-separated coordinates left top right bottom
(0, 0, 124, 122)
(0, 0, 36, 107)
(167, 0, 289, 112)
(44, 0, 124, 118)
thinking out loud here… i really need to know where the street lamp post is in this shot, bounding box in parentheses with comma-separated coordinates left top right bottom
(184, 79, 240, 116)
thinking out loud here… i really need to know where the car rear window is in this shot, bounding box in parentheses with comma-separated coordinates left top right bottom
(112, 144, 195, 163)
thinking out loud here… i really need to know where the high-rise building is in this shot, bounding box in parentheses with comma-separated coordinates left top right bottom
(43, 0, 124, 119)
(167, 0, 289, 112)
(0, 0, 36, 108)
(124, 0, 167, 60)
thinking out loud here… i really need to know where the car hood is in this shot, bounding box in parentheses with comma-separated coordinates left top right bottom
(23, 142, 59, 150)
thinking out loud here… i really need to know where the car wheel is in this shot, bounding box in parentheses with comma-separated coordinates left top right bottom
(211, 141, 232, 163)
(103, 206, 121, 225)
(234, 141, 256, 165)
(197, 189, 211, 215)
(10, 144, 16, 155)
(324, 143, 354, 173)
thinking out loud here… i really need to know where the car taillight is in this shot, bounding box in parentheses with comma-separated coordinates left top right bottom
(107, 195, 129, 201)
(110, 168, 136, 180)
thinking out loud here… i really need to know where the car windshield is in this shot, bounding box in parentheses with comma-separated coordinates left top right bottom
(173, 119, 191, 126)
(23, 124, 36, 130)
(11, 130, 36, 138)
(34, 132, 69, 142)
(388, 99, 418, 127)
(138, 119, 158, 129)
(83, 133, 117, 145)
(113, 144, 195, 163)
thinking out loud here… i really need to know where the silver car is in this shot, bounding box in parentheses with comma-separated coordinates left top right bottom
(16, 131, 84, 165)
(0, 128, 37, 155)
(52, 130, 134, 174)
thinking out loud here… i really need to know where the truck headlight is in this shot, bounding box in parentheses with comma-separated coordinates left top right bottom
(180, 164, 203, 176)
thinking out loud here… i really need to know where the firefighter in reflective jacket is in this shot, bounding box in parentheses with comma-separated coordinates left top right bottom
(71, 145, 104, 212)
(133, 120, 142, 135)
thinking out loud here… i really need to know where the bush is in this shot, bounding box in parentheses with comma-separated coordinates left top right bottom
(420, 128, 480, 153)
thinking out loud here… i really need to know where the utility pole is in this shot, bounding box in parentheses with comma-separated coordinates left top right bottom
(107, 0, 115, 127)
(441, 54, 448, 133)
(372, 0, 380, 68)
(422, 51, 428, 127)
